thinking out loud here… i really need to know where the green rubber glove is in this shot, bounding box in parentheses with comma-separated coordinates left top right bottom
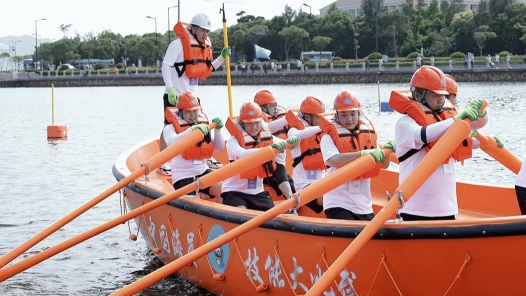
(191, 124, 210, 136)
(212, 117, 223, 130)
(167, 87, 179, 106)
(286, 136, 299, 150)
(454, 104, 480, 121)
(470, 129, 479, 138)
(271, 141, 286, 153)
(383, 140, 396, 152)
(219, 46, 231, 62)
(468, 98, 483, 110)
(360, 148, 385, 162)
(494, 136, 504, 148)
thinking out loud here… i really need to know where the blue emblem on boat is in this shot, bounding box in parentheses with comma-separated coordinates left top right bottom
(207, 225, 230, 273)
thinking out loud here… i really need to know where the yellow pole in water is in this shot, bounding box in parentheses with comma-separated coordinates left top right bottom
(52, 84, 55, 125)
(221, 4, 234, 117)
(377, 81, 380, 113)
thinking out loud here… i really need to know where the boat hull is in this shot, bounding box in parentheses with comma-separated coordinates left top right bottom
(114, 138, 526, 296)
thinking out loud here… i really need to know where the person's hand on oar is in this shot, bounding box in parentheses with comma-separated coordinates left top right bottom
(286, 136, 299, 150)
(191, 124, 210, 136)
(454, 103, 481, 121)
(271, 141, 286, 152)
(212, 117, 223, 130)
(383, 140, 396, 152)
(360, 147, 385, 162)
(471, 130, 504, 148)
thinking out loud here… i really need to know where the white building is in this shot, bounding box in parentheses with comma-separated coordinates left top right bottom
(320, 0, 526, 17)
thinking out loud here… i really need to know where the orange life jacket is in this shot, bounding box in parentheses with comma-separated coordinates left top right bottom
(319, 116, 381, 179)
(165, 107, 214, 160)
(225, 117, 277, 179)
(173, 22, 214, 79)
(262, 105, 289, 140)
(286, 111, 327, 171)
(388, 90, 472, 163)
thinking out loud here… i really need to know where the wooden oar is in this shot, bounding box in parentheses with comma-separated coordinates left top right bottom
(0, 123, 215, 269)
(109, 149, 393, 296)
(305, 106, 483, 295)
(474, 132, 522, 174)
(0, 127, 303, 282)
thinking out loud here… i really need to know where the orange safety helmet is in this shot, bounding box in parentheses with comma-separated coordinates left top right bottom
(444, 74, 458, 95)
(300, 96, 325, 115)
(239, 101, 264, 122)
(254, 90, 277, 106)
(333, 91, 361, 111)
(176, 92, 201, 110)
(410, 66, 448, 95)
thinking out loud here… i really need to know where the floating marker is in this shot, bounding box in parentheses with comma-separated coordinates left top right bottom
(46, 84, 68, 139)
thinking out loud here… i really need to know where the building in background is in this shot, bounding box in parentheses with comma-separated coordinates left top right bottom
(320, 0, 526, 17)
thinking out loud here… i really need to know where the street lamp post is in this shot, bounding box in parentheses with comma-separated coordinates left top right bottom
(14, 40, 21, 71)
(303, 3, 312, 16)
(32, 33, 42, 46)
(146, 16, 158, 46)
(168, 3, 180, 44)
(147, 15, 158, 66)
(35, 18, 46, 70)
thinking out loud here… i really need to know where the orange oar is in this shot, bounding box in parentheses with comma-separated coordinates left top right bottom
(305, 102, 485, 295)
(110, 149, 392, 296)
(474, 132, 522, 174)
(0, 123, 216, 269)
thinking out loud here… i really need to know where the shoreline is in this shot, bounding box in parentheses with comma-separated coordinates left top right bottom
(1, 68, 525, 88)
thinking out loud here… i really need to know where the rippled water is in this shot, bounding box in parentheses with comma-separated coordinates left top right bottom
(0, 82, 524, 295)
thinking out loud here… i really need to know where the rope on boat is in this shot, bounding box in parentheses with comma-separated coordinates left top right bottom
(367, 251, 403, 296)
(443, 251, 471, 296)
(233, 238, 268, 292)
(141, 203, 161, 254)
(120, 190, 140, 241)
(272, 240, 301, 296)
(197, 224, 227, 280)
(320, 248, 353, 296)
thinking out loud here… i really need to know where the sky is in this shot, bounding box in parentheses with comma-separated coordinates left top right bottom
(1, 0, 336, 41)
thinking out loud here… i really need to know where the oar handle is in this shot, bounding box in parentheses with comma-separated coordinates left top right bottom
(475, 132, 522, 174)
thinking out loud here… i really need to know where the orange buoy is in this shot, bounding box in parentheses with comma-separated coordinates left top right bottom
(47, 84, 68, 139)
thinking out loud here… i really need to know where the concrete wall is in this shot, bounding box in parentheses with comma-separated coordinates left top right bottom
(1, 69, 526, 88)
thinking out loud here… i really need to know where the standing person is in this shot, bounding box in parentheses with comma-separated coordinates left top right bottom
(416, 56, 422, 69)
(254, 90, 289, 140)
(516, 158, 526, 215)
(486, 54, 493, 68)
(506, 53, 512, 68)
(389, 66, 488, 221)
(319, 91, 392, 221)
(222, 102, 299, 210)
(163, 92, 225, 200)
(495, 53, 500, 68)
(159, 13, 231, 152)
(286, 96, 328, 213)
(364, 57, 370, 71)
(297, 60, 302, 71)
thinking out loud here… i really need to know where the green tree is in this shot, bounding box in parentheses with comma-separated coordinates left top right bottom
(311, 36, 332, 51)
(58, 24, 72, 39)
(80, 32, 98, 67)
(278, 26, 309, 60)
(491, 2, 526, 53)
(473, 25, 497, 56)
(450, 10, 477, 55)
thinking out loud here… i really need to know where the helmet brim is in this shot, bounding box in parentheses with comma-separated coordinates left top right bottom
(241, 118, 262, 123)
(431, 90, 449, 95)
